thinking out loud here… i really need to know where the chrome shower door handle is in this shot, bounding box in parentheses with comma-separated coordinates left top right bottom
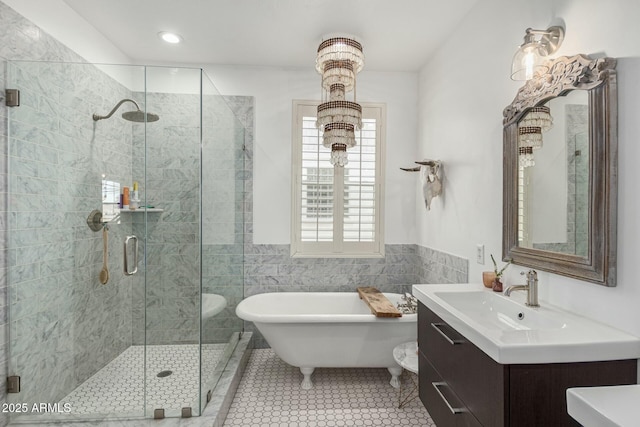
(124, 235, 138, 276)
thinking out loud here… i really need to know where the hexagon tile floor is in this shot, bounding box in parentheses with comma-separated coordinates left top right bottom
(61, 344, 225, 416)
(223, 349, 435, 427)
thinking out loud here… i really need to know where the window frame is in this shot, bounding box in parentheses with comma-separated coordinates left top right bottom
(290, 100, 386, 258)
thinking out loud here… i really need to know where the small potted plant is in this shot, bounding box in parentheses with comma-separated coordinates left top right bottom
(490, 254, 511, 292)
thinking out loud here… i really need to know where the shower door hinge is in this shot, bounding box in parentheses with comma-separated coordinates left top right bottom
(181, 407, 192, 418)
(7, 376, 20, 393)
(153, 408, 164, 420)
(5, 89, 20, 107)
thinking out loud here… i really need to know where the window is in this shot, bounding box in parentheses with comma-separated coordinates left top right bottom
(304, 167, 334, 219)
(291, 101, 385, 257)
(518, 165, 531, 247)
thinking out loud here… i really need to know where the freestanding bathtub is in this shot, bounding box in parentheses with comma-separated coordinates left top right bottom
(236, 292, 417, 389)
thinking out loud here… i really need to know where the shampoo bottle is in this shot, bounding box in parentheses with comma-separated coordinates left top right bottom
(122, 186, 130, 209)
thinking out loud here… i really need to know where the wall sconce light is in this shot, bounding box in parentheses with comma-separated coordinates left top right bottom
(511, 26, 565, 81)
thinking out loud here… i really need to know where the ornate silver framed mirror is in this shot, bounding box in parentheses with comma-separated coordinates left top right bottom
(502, 54, 617, 286)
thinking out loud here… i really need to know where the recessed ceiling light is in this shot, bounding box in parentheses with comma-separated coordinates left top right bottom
(158, 32, 183, 44)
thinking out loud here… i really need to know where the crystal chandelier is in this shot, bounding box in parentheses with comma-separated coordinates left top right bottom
(517, 106, 553, 168)
(518, 126, 543, 148)
(315, 36, 364, 167)
(519, 106, 553, 131)
(518, 127, 542, 168)
(519, 146, 535, 168)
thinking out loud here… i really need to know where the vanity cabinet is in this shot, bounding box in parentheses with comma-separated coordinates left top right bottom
(418, 302, 637, 427)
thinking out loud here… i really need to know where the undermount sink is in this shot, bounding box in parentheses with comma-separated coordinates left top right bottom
(413, 283, 640, 364)
(434, 290, 566, 331)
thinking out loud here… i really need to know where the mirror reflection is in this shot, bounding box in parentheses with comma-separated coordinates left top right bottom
(102, 178, 120, 222)
(517, 90, 589, 256)
(503, 54, 616, 286)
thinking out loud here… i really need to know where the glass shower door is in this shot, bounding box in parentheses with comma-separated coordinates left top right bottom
(140, 66, 204, 418)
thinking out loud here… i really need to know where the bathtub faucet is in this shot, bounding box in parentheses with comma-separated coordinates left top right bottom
(397, 293, 418, 314)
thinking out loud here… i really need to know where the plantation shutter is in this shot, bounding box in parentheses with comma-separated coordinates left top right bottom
(292, 101, 385, 257)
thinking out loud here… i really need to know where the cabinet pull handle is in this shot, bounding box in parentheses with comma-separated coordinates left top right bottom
(432, 382, 465, 415)
(430, 322, 463, 345)
(124, 235, 138, 276)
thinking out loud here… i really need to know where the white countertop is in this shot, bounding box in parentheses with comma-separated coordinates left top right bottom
(412, 283, 640, 364)
(567, 385, 640, 427)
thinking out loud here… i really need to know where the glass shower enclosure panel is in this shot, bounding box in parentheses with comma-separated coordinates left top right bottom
(141, 66, 205, 418)
(200, 72, 246, 408)
(6, 61, 149, 422)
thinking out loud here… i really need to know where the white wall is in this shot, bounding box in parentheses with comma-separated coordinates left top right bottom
(417, 0, 640, 336)
(206, 65, 419, 244)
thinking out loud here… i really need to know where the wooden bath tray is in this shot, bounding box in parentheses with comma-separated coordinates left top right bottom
(357, 287, 402, 318)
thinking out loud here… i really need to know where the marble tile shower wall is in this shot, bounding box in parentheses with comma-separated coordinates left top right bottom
(0, 5, 90, 423)
(6, 61, 134, 407)
(0, 3, 136, 420)
(243, 244, 468, 348)
(130, 91, 202, 345)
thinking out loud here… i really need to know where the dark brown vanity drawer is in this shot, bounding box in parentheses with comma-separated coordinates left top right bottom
(419, 350, 481, 427)
(418, 302, 507, 427)
(418, 302, 467, 380)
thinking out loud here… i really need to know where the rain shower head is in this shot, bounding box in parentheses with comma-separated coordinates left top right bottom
(92, 98, 160, 123)
(121, 110, 160, 123)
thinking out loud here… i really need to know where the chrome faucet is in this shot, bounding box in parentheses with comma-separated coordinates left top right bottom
(504, 270, 539, 307)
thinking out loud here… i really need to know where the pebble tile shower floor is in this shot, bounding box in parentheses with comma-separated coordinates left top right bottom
(60, 344, 225, 416)
(224, 349, 435, 427)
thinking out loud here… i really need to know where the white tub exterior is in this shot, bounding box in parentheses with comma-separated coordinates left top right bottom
(236, 292, 417, 388)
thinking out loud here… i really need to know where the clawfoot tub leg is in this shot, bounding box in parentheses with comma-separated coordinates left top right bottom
(300, 367, 315, 389)
(388, 366, 403, 389)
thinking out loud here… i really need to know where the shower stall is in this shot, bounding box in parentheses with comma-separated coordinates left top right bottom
(3, 60, 247, 422)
